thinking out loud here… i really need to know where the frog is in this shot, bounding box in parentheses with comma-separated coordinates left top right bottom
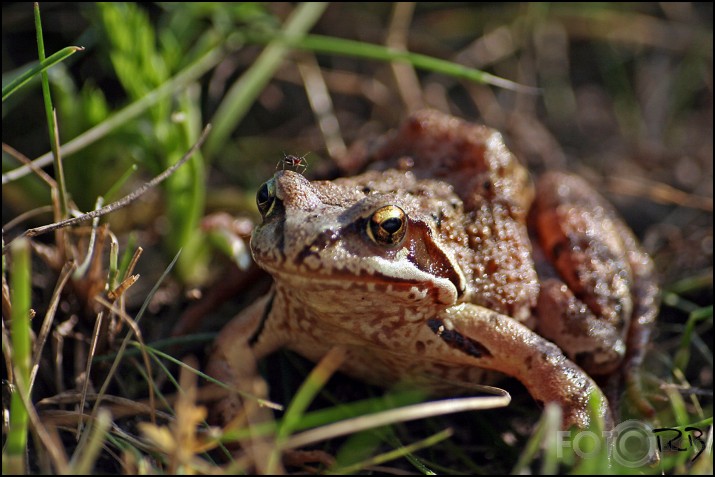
(207, 109, 658, 430)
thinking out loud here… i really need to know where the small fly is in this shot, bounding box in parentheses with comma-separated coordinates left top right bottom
(277, 153, 309, 174)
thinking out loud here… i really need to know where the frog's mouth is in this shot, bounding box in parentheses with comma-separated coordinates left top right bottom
(270, 263, 462, 310)
(254, 227, 467, 307)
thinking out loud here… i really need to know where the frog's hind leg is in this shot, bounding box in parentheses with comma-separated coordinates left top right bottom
(530, 171, 658, 417)
(618, 222, 659, 417)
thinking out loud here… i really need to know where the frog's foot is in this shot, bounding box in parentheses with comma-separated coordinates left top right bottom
(427, 305, 613, 430)
(207, 295, 266, 418)
(206, 293, 287, 472)
(537, 278, 626, 376)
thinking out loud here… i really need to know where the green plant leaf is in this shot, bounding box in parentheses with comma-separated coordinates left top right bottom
(2, 46, 84, 102)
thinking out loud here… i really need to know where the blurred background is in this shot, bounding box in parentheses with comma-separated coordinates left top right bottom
(2, 2, 712, 473)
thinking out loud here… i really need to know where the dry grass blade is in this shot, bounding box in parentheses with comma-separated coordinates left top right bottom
(386, 2, 424, 112)
(38, 394, 175, 425)
(608, 176, 714, 212)
(107, 246, 142, 300)
(77, 310, 105, 438)
(138, 357, 210, 474)
(2, 206, 55, 233)
(107, 274, 140, 301)
(94, 295, 157, 424)
(296, 53, 346, 161)
(1, 143, 57, 189)
(29, 261, 76, 392)
(123, 246, 143, 279)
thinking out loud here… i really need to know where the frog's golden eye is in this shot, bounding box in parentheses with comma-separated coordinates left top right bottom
(367, 205, 407, 246)
(256, 178, 277, 218)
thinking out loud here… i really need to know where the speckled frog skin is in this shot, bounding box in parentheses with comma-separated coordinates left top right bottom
(208, 110, 658, 429)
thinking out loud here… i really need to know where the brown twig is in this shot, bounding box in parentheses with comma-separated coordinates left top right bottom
(2, 124, 212, 255)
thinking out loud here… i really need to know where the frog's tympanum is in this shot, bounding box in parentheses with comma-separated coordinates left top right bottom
(208, 110, 658, 429)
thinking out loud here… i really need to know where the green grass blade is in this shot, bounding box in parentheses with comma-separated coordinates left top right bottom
(333, 428, 453, 474)
(205, 2, 329, 157)
(104, 163, 138, 202)
(2, 46, 84, 102)
(69, 409, 111, 474)
(35, 3, 69, 218)
(247, 32, 539, 93)
(266, 346, 345, 473)
(2, 238, 32, 475)
(3, 46, 224, 185)
(674, 305, 713, 371)
(302, 34, 537, 92)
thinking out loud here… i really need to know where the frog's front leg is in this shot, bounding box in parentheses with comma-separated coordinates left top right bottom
(427, 304, 612, 429)
(207, 291, 286, 426)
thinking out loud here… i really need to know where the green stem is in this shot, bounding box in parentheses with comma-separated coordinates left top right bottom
(2, 238, 32, 474)
(35, 2, 69, 218)
(205, 2, 329, 157)
(297, 34, 532, 91)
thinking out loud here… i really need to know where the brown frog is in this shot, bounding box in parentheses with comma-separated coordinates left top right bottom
(208, 110, 658, 430)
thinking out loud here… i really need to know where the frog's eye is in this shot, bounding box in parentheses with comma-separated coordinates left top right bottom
(256, 178, 277, 218)
(367, 205, 407, 246)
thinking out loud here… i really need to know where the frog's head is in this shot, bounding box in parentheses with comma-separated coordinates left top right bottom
(251, 170, 466, 315)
